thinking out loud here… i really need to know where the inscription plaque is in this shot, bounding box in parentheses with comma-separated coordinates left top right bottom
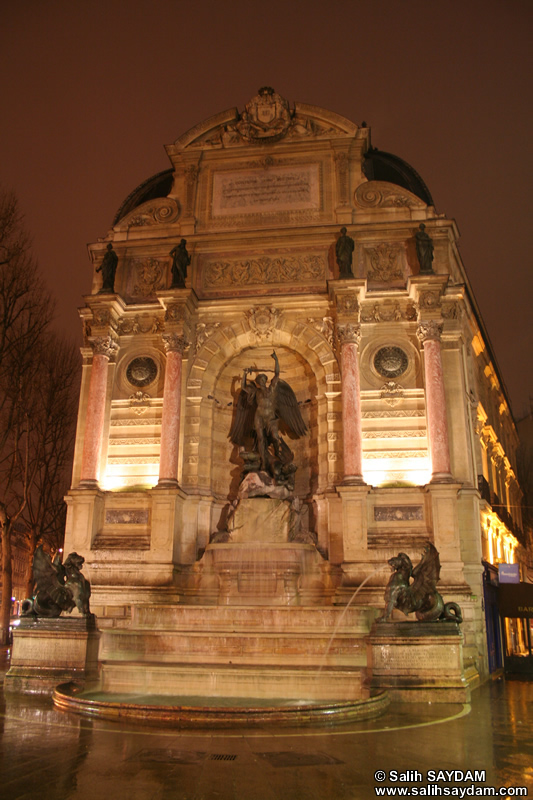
(212, 165, 320, 216)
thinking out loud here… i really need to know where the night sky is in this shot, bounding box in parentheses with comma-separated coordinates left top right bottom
(1, 1, 532, 417)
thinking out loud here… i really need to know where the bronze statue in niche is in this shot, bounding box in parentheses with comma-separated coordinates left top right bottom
(229, 351, 307, 494)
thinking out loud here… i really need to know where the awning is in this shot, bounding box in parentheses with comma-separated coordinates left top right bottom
(498, 583, 533, 618)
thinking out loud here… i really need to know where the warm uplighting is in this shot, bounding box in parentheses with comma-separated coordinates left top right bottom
(362, 457, 431, 487)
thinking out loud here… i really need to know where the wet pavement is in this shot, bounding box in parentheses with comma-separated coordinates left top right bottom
(1, 647, 532, 799)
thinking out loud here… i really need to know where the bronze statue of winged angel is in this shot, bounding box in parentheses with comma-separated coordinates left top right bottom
(229, 351, 307, 486)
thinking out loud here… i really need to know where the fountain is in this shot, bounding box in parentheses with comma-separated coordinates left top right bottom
(48, 353, 391, 725)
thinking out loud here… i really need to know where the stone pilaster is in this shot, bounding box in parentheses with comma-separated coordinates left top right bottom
(158, 333, 188, 487)
(337, 323, 365, 484)
(417, 321, 452, 482)
(79, 336, 118, 487)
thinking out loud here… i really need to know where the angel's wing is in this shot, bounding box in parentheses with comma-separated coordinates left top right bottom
(275, 380, 307, 438)
(411, 542, 441, 598)
(229, 385, 256, 445)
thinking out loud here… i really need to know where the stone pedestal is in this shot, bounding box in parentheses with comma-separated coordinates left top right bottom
(5, 616, 100, 694)
(229, 498, 296, 543)
(367, 620, 470, 703)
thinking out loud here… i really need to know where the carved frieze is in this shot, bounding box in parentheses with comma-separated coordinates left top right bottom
(118, 315, 163, 335)
(105, 510, 150, 525)
(365, 243, 404, 282)
(374, 506, 424, 521)
(203, 254, 325, 288)
(362, 410, 425, 418)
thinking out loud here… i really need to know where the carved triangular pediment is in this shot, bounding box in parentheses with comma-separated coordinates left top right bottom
(167, 88, 359, 154)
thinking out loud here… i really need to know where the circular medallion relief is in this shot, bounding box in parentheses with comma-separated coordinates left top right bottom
(126, 357, 158, 387)
(373, 346, 409, 379)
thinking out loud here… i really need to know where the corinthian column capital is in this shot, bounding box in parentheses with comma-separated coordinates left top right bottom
(416, 320, 443, 344)
(336, 323, 361, 346)
(90, 335, 119, 360)
(162, 333, 189, 354)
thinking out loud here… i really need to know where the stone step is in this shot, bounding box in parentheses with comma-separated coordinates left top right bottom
(98, 660, 369, 702)
(99, 628, 367, 667)
(130, 604, 377, 634)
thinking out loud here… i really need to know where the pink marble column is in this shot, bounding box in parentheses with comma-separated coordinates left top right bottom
(79, 336, 118, 486)
(417, 321, 452, 481)
(158, 333, 188, 487)
(338, 323, 365, 484)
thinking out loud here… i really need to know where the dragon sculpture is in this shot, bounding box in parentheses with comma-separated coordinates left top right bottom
(379, 542, 462, 623)
(22, 545, 91, 618)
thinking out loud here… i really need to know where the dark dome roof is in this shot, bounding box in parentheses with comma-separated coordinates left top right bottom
(362, 148, 433, 206)
(113, 169, 174, 226)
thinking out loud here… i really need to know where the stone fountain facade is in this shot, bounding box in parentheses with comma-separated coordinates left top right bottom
(61, 88, 520, 704)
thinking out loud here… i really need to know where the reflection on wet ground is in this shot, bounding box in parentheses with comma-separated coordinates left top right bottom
(1, 647, 533, 800)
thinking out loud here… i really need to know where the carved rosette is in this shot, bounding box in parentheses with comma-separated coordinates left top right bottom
(91, 308, 113, 327)
(336, 292, 359, 315)
(419, 291, 441, 311)
(90, 336, 119, 360)
(336, 323, 361, 346)
(246, 306, 281, 340)
(162, 333, 189, 354)
(416, 321, 443, 344)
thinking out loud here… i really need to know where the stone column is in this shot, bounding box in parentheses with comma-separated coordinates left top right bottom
(417, 321, 452, 481)
(158, 333, 188, 487)
(337, 323, 365, 484)
(79, 336, 118, 487)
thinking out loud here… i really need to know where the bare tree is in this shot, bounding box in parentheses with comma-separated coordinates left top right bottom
(0, 187, 58, 643)
(21, 335, 80, 597)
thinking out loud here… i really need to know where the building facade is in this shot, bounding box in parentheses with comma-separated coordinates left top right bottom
(63, 89, 527, 683)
